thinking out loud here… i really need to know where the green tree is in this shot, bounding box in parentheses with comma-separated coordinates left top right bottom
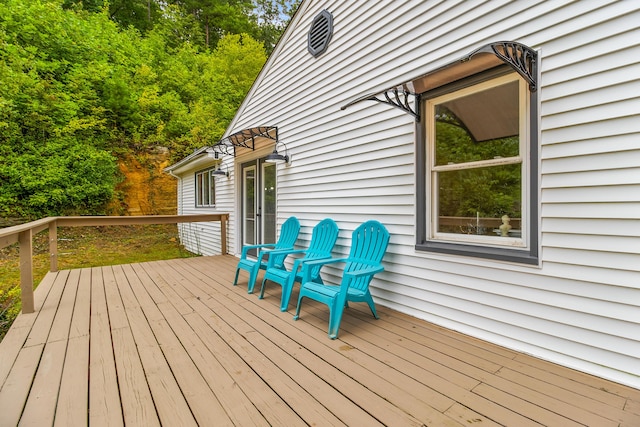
(166, 0, 299, 53)
(251, 0, 299, 53)
(63, 0, 162, 33)
(63, 0, 299, 53)
(167, 0, 253, 49)
(163, 32, 268, 159)
(1, 0, 269, 218)
(0, 0, 124, 217)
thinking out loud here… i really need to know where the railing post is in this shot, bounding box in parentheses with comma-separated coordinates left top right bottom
(221, 214, 227, 254)
(49, 220, 58, 272)
(19, 230, 35, 314)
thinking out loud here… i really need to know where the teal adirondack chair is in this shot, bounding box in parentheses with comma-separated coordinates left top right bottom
(293, 220, 390, 339)
(259, 218, 339, 311)
(233, 216, 300, 294)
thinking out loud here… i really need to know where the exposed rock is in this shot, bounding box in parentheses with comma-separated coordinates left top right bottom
(109, 150, 177, 216)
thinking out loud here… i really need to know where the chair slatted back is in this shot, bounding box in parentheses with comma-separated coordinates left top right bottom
(296, 218, 339, 280)
(268, 216, 301, 268)
(344, 220, 390, 291)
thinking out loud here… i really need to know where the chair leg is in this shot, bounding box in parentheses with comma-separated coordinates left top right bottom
(293, 295, 304, 320)
(364, 293, 379, 319)
(232, 267, 241, 286)
(280, 275, 296, 312)
(327, 300, 344, 340)
(258, 276, 268, 299)
(247, 265, 259, 294)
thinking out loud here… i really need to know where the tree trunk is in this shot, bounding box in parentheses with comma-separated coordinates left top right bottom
(205, 17, 210, 47)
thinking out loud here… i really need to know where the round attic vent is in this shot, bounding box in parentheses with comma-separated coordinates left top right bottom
(308, 10, 333, 57)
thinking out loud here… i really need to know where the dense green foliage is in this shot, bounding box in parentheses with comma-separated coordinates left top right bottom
(0, 0, 296, 218)
(62, 0, 297, 53)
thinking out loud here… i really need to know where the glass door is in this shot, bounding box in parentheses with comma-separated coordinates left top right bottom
(242, 165, 257, 248)
(262, 161, 276, 244)
(241, 159, 276, 257)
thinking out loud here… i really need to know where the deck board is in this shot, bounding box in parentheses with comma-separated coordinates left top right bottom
(0, 344, 43, 426)
(1, 255, 639, 426)
(89, 266, 124, 427)
(117, 264, 198, 427)
(54, 269, 91, 425)
(175, 281, 349, 425)
(108, 266, 159, 427)
(179, 257, 431, 426)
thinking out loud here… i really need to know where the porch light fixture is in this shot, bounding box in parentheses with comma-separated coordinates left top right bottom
(265, 141, 291, 165)
(212, 163, 229, 178)
(205, 147, 220, 159)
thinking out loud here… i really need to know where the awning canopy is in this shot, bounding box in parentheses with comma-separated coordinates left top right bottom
(341, 41, 537, 123)
(164, 126, 279, 174)
(208, 126, 278, 157)
(438, 79, 519, 142)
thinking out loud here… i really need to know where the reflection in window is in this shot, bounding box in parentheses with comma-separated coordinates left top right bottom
(262, 163, 277, 243)
(428, 74, 527, 247)
(195, 167, 216, 207)
(244, 168, 255, 245)
(437, 165, 521, 236)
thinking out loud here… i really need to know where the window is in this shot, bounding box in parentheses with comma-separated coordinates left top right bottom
(417, 69, 538, 264)
(195, 167, 216, 207)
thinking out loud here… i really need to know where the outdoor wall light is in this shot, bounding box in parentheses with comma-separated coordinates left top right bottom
(212, 163, 229, 178)
(265, 141, 291, 165)
(205, 147, 219, 159)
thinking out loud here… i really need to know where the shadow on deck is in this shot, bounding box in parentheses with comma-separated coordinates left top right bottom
(1, 255, 639, 426)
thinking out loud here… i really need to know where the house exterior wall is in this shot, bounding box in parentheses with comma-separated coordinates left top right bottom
(174, 0, 640, 388)
(174, 160, 236, 256)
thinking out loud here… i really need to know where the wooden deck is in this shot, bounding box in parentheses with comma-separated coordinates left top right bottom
(1, 255, 638, 426)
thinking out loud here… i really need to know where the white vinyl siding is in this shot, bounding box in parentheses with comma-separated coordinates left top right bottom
(175, 0, 640, 388)
(175, 158, 235, 256)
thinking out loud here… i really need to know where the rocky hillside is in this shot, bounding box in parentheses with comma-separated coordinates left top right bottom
(111, 148, 177, 216)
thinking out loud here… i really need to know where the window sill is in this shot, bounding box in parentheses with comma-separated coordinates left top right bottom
(416, 241, 538, 265)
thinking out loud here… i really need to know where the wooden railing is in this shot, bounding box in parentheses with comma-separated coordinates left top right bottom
(0, 214, 229, 314)
(438, 216, 522, 229)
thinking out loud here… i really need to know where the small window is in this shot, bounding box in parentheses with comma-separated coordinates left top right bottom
(195, 167, 216, 207)
(308, 10, 333, 57)
(418, 70, 538, 264)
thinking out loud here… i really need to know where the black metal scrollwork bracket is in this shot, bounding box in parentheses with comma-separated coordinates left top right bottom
(367, 89, 421, 122)
(341, 41, 537, 122)
(211, 126, 278, 157)
(491, 42, 537, 92)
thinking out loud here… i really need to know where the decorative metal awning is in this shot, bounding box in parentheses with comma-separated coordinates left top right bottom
(207, 126, 278, 157)
(341, 41, 537, 122)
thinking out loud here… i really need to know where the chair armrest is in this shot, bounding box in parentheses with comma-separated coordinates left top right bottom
(300, 257, 349, 283)
(301, 257, 349, 267)
(339, 265, 385, 299)
(292, 254, 332, 275)
(344, 265, 384, 279)
(265, 249, 306, 269)
(240, 243, 276, 259)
